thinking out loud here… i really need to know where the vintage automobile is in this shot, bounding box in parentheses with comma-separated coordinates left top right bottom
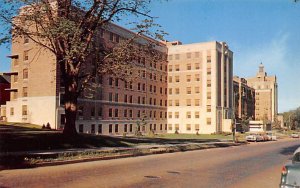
(266, 132, 277, 141)
(280, 147, 300, 188)
(291, 133, 299, 138)
(246, 133, 264, 142)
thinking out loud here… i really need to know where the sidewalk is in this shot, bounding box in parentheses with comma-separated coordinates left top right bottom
(0, 140, 246, 169)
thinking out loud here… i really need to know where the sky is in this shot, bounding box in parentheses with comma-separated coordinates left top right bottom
(0, 0, 300, 113)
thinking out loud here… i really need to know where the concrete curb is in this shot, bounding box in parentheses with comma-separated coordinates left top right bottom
(0, 142, 247, 170)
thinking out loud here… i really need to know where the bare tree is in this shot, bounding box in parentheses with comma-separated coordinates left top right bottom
(0, 0, 166, 136)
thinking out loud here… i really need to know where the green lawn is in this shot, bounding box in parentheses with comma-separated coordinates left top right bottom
(0, 124, 233, 152)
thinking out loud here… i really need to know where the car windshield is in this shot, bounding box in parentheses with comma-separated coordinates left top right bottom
(293, 153, 300, 163)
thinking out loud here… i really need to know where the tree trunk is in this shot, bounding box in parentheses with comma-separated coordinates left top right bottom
(62, 73, 79, 136)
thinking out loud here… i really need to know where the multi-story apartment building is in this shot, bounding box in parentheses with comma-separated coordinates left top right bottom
(166, 41, 234, 134)
(0, 74, 10, 120)
(233, 76, 255, 120)
(2, 22, 168, 135)
(246, 63, 278, 122)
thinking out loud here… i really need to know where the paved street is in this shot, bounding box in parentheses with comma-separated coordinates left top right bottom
(0, 139, 299, 188)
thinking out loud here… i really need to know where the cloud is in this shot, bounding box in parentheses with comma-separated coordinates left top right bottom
(234, 32, 300, 113)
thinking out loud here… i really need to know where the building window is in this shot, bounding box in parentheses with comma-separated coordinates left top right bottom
(79, 124, 84, 133)
(168, 112, 172, 118)
(124, 109, 127, 117)
(175, 64, 180, 71)
(24, 50, 29, 61)
(13, 75, 18, 83)
(186, 111, 191, 118)
(175, 54, 180, 60)
(115, 93, 119, 102)
(207, 105, 211, 112)
(187, 87, 191, 94)
(24, 35, 29, 44)
(169, 65, 173, 72)
(175, 88, 180, 94)
(109, 124, 113, 133)
(98, 124, 102, 134)
(114, 109, 119, 117)
(168, 124, 172, 131)
(91, 124, 95, 134)
(124, 94, 128, 103)
(109, 32, 114, 41)
(186, 75, 191, 82)
(121, 124, 127, 133)
(10, 107, 14, 116)
(175, 76, 180, 82)
(91, 107, 95, 117)
(207, 92, 211, 99)
(175, 112, 179, 119)
(129, 95, 133, 103)
(186, 124, 191, 131)
(186, 99, 191, 106)
(129, 124, 133, 132)
(22, 105, 27, 115)
(169, 88, 172, 95)
(175, 124, 179, 131)
(109, 108, 113, 117)
(195, 99, 200, 106)
(109, 92, 113, 101)
(23, 69, 28, 79)
(129, 109, 133, 118)
(195, 63, 200, 69)
(109, 77, 113, 86)
(187, 64, 191, 70)
(115, 124, 119, 133)
(195, 112, 200, 118)
(207, 118, 212, 125)
(78, 106, 84, 116)
(23, 87, 28, 97)
(195, 74, 200, 81)
(195, 124, 200, 131)
(175, 100, 179, 106)
(168, 100, 172, 106)
(186, 52, 191, 59)
(115, 78, 119, 87)
(169, 76, 172, 83)
(195, 87, 200, 94)
(207, 55, 211, 63)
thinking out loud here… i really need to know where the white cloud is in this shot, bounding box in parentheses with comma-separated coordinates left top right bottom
(234, 32, 300, 113)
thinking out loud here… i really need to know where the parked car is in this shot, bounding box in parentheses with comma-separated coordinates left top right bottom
(246, 133, 264, 142)
(261, 134, 270, 141)
(266, 132, 277, 141)
(291, 133, 299, 138)
(280, 147, 300, 188)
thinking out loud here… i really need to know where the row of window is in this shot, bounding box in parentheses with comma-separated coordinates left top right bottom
(108, 108, 167, 119)
(108, 93, 167, 106)
(168, 63, 202, 72)
(168, 52, 208, 61)
(108, 77, 167, 91)
(168, 99, 201, 106)
(10, 105, 27, 116)
(168, 111, 200, 119)
(169, 74, 200, 83)
(78, 123, 168, 134)
(168, 120, 211, 131)
(169, 87, 201, 95)
(12, 69, 28, 82)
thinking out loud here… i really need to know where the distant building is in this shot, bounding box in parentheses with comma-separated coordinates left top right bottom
(246, 63, 278, 122)
(0, 74, 10, 105)
(166, 41, 234, 134)
(233, 76, 255, 120)
(0, 74, 10, 120)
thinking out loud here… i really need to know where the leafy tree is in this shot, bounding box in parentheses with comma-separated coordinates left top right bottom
(240, 115, 250, 132)
(0, 0, 166, 136)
